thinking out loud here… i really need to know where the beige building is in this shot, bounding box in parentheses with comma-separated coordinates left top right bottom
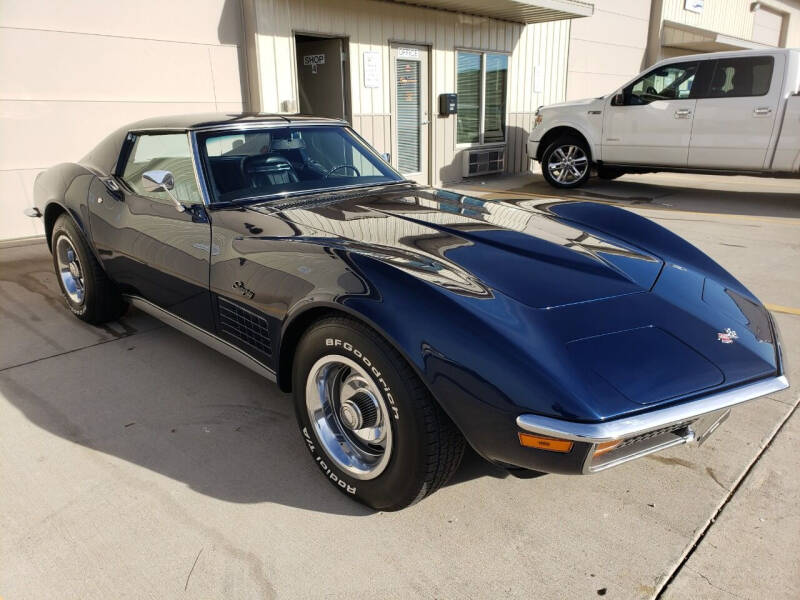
(566, 0, 800, 100)
(1, 0, 798, 242)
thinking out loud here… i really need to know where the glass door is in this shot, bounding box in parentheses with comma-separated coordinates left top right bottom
(391, 44, 429, 185)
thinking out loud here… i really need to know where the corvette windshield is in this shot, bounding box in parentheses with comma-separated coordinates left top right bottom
(199, 125, 403, 203)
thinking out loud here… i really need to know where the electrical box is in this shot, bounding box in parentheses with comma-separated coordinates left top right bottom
(439, 93, 457, 115)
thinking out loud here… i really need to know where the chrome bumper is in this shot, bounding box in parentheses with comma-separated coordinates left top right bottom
(516, 375, 789, 473)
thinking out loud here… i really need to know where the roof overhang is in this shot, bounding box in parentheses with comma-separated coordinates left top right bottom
(662, 20, 772, 52)
(385, 0, 594, 24)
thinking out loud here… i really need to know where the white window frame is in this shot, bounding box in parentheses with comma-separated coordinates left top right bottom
(455, 48, 510, 149)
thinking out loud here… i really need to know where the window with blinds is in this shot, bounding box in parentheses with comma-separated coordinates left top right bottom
(456, 51, 508, 145)
(457, 52, 481, 144)
(396, 59, 421, 173)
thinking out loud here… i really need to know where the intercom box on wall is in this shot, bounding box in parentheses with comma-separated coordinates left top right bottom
(439, 93, 457, 115)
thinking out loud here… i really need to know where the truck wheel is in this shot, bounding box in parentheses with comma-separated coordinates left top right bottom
(597, 167, 625, 180)
(292, 316, 465, 511)
(541, 135, 591, 189)
(51, 214, 127, 324)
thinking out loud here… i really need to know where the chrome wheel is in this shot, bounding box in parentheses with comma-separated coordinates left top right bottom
(306, 355, 393, 480)
(547, 144, 588, 184)
(55, 235, 85, 305)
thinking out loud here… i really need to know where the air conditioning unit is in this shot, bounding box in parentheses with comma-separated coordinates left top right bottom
(463, 147, 505, 177)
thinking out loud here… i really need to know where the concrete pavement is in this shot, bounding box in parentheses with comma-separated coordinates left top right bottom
(1, 172, 798, 599)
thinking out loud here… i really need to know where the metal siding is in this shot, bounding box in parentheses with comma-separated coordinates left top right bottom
(254, 0, 571, 185)
(660, 0, 755, 41)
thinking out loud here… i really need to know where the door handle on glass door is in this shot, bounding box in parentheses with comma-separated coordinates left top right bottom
(674, 108, 692, 118)
(753, 107, 772, 116)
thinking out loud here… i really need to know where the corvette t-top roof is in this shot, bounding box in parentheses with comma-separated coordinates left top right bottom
(126, 112, 346, 132)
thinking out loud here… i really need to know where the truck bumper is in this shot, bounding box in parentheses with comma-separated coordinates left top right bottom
(526, 140, 539, 163)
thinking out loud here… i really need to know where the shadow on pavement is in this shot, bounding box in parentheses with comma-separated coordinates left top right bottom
(0, 245, 508, 515)
(460, 172, 800, 220)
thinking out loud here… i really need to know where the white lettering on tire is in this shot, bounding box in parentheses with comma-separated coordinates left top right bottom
(303, 427, 356, 494)
(325, 337, 400, 420)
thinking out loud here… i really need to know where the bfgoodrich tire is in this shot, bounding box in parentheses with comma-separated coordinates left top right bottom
(541, 134, 591, 189)
(292, 316, 465, 510)
(51, 214, 127, 324)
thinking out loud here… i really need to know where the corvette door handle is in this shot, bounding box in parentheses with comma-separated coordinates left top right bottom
(753, 107, 772, 116)
(674, 108, 692, 118)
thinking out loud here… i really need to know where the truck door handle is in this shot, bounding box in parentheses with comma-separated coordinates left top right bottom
(753, 107, 772, 116)
(674, 108, 692, 118)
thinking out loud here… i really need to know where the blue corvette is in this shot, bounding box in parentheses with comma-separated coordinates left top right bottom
(29, 114, 788, 510)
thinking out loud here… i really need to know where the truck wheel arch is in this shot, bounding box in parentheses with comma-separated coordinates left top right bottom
(536, 126, 594, 163)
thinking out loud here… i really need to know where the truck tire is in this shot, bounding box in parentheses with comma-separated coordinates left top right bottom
(541, 135, 591, 189)
(292, 316, 465, 511)
(51, 214, 128, 324)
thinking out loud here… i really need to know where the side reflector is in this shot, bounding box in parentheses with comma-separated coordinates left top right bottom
(518, 432, 573, 453)
(593, 440, 622, 456)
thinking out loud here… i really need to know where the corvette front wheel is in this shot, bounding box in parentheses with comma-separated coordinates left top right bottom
(292, 316, 464, 510)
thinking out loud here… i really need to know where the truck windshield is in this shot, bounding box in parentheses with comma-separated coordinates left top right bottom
(199, 125, 403, 203)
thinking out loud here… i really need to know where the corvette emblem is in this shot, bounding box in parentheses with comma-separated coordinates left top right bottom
(717, 328, 738, 344)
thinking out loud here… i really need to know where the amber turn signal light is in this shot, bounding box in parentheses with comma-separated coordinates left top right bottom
(518, 432, 573, 453)
(593, 440, 622, 456)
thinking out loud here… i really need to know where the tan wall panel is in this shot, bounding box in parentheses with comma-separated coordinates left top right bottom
(0, 170, 45, 240)
(0, 0, 243, 46)
(0, 29, 219, 103)
(0, 1, 246, 240)
(566, 0, 651, 100)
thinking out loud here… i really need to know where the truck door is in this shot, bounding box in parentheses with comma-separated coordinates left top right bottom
(602, 61, 700, 167)
(688, 54, 784, 170)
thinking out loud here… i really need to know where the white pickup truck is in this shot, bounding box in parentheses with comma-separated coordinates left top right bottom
(527, 48, 800, 188)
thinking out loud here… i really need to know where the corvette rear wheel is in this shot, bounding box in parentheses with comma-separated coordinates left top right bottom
(51, 214, 127, 324)
(292, 316, 464, 510)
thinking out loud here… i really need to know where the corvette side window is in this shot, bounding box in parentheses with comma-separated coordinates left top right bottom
(122, 133, 202, 204)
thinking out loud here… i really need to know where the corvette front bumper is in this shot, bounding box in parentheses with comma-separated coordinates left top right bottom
(516, 374, 789, 474)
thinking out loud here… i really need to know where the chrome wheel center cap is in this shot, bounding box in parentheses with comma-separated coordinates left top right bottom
(339, 401, 363, 430)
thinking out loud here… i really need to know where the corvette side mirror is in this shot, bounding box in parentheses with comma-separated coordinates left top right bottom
(611, 92, 625, 106)
(142, 170, 184, 212)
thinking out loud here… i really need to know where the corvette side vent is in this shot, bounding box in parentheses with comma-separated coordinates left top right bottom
(218, 296, 272, 357)
(463, 148, 505, 177)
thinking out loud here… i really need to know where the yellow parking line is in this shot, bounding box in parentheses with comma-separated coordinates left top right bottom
(458, 187, 800, 226)
(765, 303, 800, 316)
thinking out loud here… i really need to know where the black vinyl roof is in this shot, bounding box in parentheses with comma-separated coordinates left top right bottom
(126, 112, 346, 131)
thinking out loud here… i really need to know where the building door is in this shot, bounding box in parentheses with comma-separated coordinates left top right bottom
(391, 44, 430, 185)
(295, 35, 350, 121)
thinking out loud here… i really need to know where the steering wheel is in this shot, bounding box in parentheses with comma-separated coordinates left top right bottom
(645, 85, 658, 96)
(324, 164, 360, 179)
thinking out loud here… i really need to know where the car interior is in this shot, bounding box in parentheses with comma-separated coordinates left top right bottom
(202, 127, 400, 203)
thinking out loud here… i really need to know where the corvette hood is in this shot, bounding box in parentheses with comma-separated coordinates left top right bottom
(248, 186, 663, 308)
